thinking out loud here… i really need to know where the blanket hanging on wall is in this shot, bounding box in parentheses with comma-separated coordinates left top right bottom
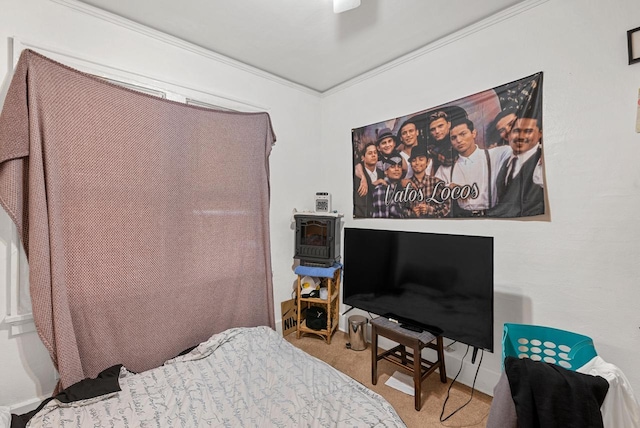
(0, 49, 276, 389)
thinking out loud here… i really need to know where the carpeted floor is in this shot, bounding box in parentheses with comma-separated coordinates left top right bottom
(285, 330, 492, 428)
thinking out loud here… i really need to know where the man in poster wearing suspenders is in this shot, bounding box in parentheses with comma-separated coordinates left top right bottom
(435, 118, 511, 217)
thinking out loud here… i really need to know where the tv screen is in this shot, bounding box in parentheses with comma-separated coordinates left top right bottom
(343, 228, 494, 352)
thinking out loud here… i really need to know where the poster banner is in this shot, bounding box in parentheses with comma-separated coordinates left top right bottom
(352, 72, 544, 219)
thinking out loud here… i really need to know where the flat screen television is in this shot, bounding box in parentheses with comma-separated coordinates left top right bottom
(343, 228, 494, 352)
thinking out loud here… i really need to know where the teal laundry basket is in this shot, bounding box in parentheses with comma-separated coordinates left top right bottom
(502, 323, 597, 371)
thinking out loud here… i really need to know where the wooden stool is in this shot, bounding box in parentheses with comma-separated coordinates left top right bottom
(371, 317, 447, 411)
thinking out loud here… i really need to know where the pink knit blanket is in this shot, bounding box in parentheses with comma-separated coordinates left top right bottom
(0, 50, 276, 389)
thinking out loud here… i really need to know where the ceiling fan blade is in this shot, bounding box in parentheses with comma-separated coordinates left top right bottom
(333, 0, 361, 14)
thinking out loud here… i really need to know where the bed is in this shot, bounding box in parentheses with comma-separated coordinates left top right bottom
(3, 327, 406, 428)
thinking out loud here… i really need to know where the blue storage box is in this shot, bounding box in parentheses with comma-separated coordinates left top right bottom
(502, 323, 597, 371)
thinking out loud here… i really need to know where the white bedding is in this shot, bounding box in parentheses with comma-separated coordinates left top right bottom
(24, 326, 406, 427)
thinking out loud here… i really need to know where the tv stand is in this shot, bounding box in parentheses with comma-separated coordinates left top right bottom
(371, 317, 447, 411)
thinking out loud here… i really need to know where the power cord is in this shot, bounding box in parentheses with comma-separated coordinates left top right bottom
(439, 345, 484, 423)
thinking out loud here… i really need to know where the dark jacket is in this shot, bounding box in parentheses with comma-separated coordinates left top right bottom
(487, 147, 544, 218)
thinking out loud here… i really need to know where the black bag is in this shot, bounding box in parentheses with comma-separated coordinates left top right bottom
(305, 306, 327, 331)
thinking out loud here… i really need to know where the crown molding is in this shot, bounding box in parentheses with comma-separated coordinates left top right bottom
(48, 0, 322, 97)
(49, 0, 548, 98)
(321, 0, 550, 97)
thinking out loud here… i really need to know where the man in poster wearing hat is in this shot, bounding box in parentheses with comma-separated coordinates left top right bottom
(354, 127, 407, 204)
(374, 127, 407, 173)
(372, 154, 407, 218)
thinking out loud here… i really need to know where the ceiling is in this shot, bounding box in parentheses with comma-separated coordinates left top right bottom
(76, 0, 529, 93)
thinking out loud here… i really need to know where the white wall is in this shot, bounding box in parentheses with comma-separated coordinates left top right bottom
(0, 0, 323, 410)
(323, 0, 640, 394)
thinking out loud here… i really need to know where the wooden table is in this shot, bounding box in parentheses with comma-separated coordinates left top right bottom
(371, 317, 447, 411)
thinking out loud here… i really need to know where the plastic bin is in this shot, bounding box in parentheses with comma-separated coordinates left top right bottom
(502, 323, 597, 371)
(348, 315, 368, 351)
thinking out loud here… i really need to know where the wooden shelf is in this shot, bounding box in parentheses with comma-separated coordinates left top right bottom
(298, 319, 331, 337)
(296, 267, 341, 344)
(299, 297, 327, 304)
